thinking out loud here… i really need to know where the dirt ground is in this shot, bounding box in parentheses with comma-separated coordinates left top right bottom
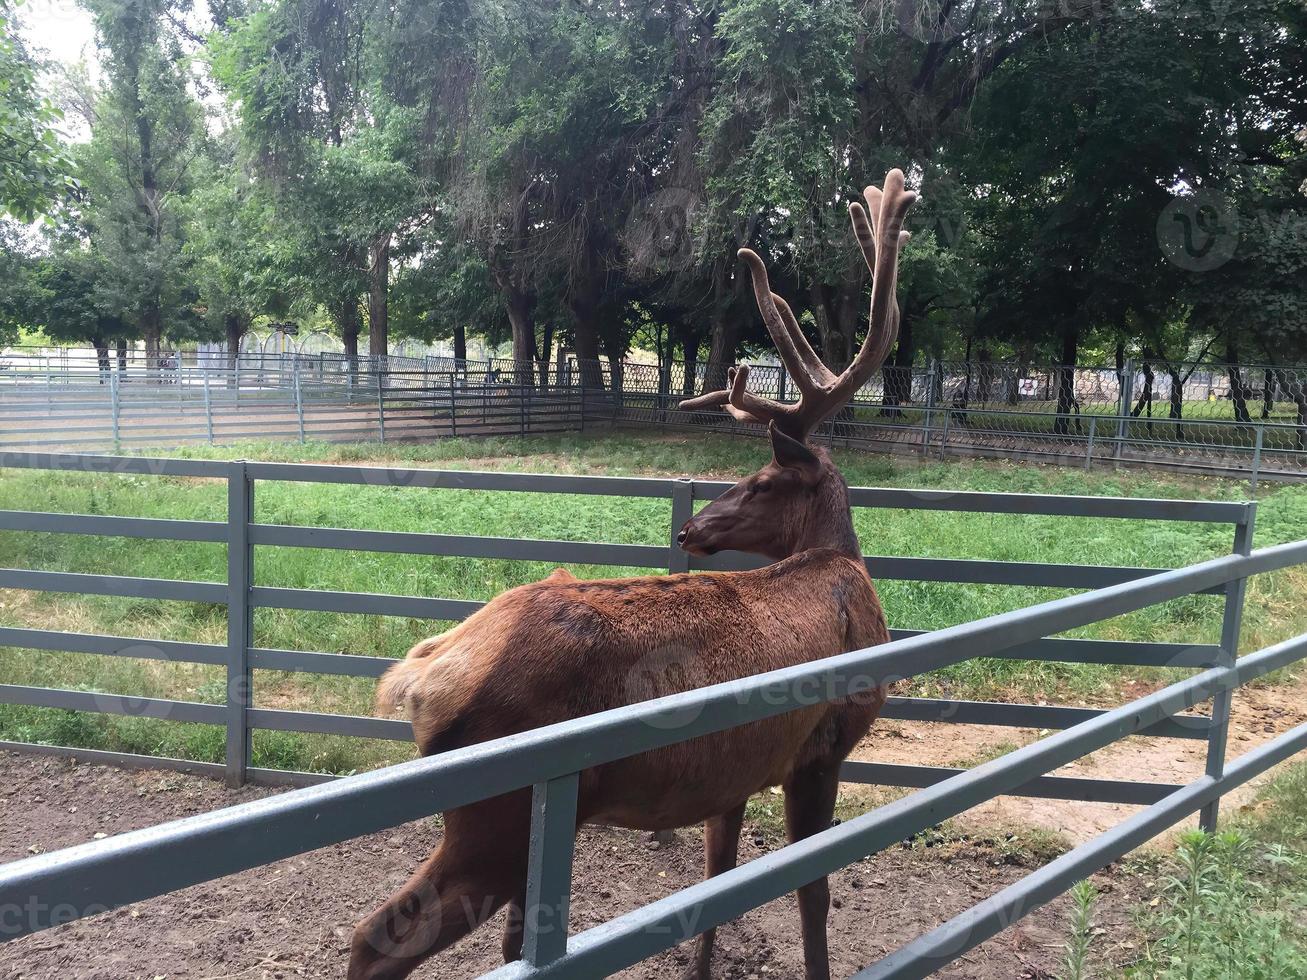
(0, 752, 1151, 980)
(854, 674, 1307, 844)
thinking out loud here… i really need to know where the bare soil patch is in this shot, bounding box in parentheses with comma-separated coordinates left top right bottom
(0, 752, 1149, 980)
(853, 675, 1307, 843)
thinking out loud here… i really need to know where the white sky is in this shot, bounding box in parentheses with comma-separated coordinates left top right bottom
(17, 0, 98, 71)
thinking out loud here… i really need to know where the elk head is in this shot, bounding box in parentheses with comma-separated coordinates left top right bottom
(676, 169, 917, 562)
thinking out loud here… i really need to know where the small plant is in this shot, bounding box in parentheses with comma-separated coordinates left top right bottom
(1129, 822, 1307, 979)
(1062, 878, 1097, 980)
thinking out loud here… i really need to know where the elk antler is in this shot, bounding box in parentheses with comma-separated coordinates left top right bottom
(680, 169, 917, 443)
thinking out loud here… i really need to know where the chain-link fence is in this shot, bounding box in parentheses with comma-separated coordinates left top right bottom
(2, 347, 1303, 485)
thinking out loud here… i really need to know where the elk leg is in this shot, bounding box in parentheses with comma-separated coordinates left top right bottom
(681, 802, 746, 980)
(502, 888, 526, 963)
(784, 764, 841, 980)
(349, 797, 529, 980)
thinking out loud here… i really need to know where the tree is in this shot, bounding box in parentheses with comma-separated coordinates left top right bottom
(0, 0, 75, 220)
(76, 0, 209, 370)
(210, 0, 430, 361)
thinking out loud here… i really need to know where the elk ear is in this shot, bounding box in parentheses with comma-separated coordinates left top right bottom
(768, 422, 821, 475)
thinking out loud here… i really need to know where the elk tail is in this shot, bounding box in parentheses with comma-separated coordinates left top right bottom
(374, 633, 458, 716)
(375, 657, 429, 715)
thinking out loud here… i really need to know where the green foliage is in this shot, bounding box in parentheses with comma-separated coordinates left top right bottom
(0, 0, 75, 220)
(1062, 879, 1098, 980)
(1130, 825, 1307, 979)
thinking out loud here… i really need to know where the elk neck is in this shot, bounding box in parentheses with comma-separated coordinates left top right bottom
(784, 457, 862, 562)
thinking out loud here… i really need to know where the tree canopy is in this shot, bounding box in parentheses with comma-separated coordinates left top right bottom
(0, 0, 1303, 384)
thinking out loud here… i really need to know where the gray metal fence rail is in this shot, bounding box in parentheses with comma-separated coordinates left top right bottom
(0, 455, 1302, 976)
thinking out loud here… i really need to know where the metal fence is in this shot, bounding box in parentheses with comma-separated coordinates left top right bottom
(0, 360, 612, 452)
(4, 347, 1307, 485)
(1, 451, 1306, 975)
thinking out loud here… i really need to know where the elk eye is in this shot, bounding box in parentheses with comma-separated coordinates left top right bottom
(755, 480, 772, 494)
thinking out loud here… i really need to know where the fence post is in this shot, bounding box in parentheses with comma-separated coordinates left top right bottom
(225, 460, 254, 788)
(921, 360, 937, 455)
(669, 478, 694, 574)
(579, 382, 586, 433)
(778, 362, 788, 402)
(1250, 425, 1264, 492)
(521, 772, 580, 966)
(520, 384, 527, 438)
(110, 371, 121, 451)
(1114, 357, 1133, 460)
(376, 370, 386, 442)
(203, 373, 214, 444)
(1199, 502, 1256, 832)
(1085, 416, 1097, 470)
(293, 362, 305, 443)
(937, 402, 951, 460)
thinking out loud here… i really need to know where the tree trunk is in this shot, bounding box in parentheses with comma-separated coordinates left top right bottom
(810, 283, 858, 372)
(116, 339, 128, 374)
(566, 283, 606, 390)
(1053, 331, 1078, 436)
(1262, 367, 1274, 419)
(881, 318, 915, 417)
(92, 337, 110, 384)
(142, 309, 163, 380)
(335, 297, 361, 386)
(602, 333, 626, 410)
(535, 320, 554, 388)
(681, 332, 699, 396)
(1226, 339, 1251, 424)
(368, 231, 390, 359)
(1167, 364, 1185, 441)
(224, 313, 243, 386)
(504, 286, 536, 386)
(977, 345, 992, 403)
(700, 258, 745, 395)
(1132, 361, 1155, 422)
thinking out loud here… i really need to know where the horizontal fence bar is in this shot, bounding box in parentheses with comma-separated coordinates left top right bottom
(0, 626, 226, 665)
(890, 631, 1223, 668)
(0, 568, 227, 604)
(248, 647, 394, 677)
(247, 524, 667, 567)
(0, 684, 225, 725)
(0, 510, 228, 542)
(693, 551, 1224, 593)
(0, 740, 228, 780)
(249, 586, 483, 620)
(880, 697, 1208, 739)
(0, 452, 228, 478)
(837, 761, 1181, 805)
(243, 462, 676, 497)
(247, 708, 414, 741)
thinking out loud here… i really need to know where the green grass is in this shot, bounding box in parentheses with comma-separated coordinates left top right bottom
(2, 430, 1306, 775)
(1118, 761, 1307, 978)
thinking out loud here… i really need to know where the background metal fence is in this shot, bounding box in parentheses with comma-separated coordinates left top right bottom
(0, 451, 1303, 978)
(4, 347, 1307, 484)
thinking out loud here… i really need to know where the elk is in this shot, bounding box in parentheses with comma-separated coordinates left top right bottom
(350, 170, 917, 980)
